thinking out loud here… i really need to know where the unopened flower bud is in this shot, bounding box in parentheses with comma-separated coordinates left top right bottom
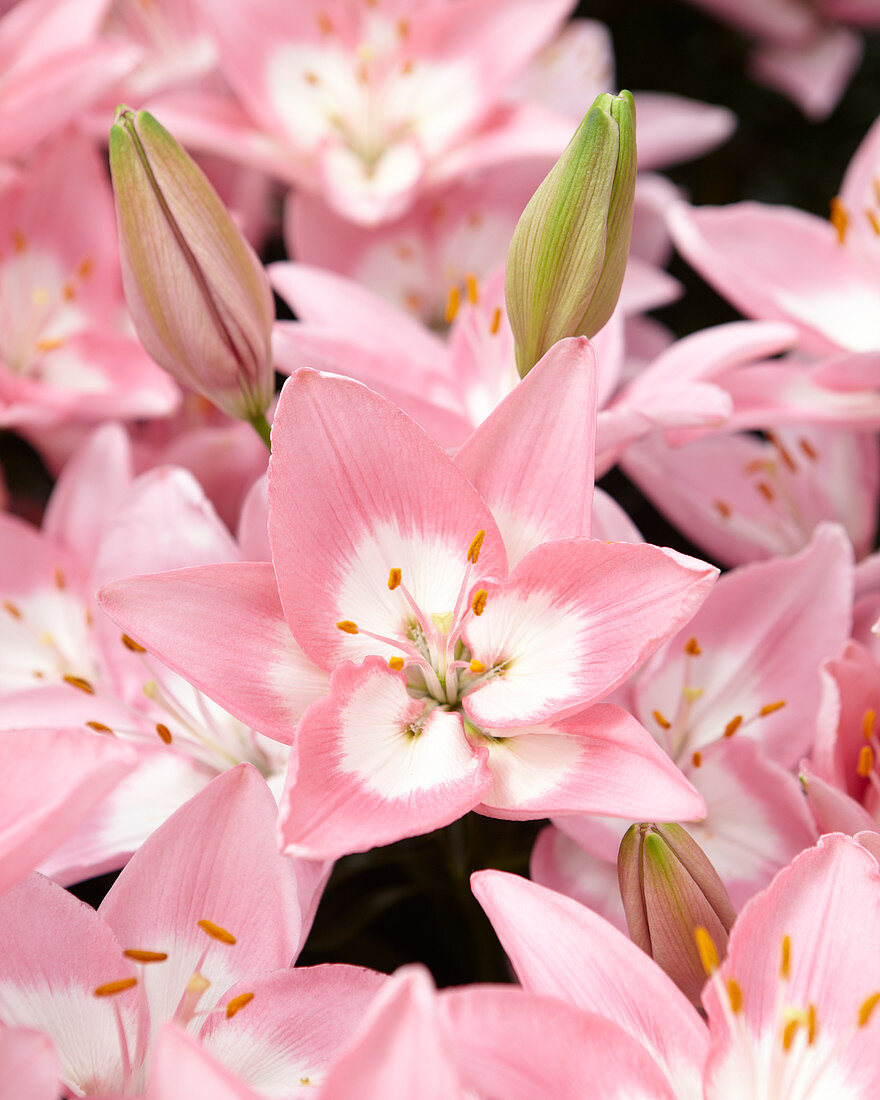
(109, 107, 275, 431)
(618, 823, 736, 1006)
(505, 90, 636, 377)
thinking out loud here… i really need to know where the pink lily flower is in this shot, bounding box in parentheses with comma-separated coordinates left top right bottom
(622, 424, 879, 567)
(158, 0, 576, 225)
(668, 113, 880, 357)
(0, 766, 380, 1096)
(476, 832, 880, 1098)
(0, 132, 178, 437)
(101, 355, 715, 859)
(0, 424, 327, 883)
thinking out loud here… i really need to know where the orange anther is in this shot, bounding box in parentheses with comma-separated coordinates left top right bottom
(759, 700, 786, 716)
(471, 589, 487, 616)
(226, 991, 254, 1018)
(336, 620, 359, 635)
(3, 601, 21, 619)
(121, 633, 146, 653)
(64, 675, 95, 695)
(445, 284, 461, 324)
(858, 744, 874, 778)
(691, 750, 702, 768)
(469, 659, 486, 674)
(859, 991, 880, 1026)
(684, 637, 701, 656)
(315, 10, 334, 33)
(695, 927, 718, 975)
(799, 437, 819, 460)
(467, 530, 485, 564)
(12, 229, 26, 253)
(653, 710, 671, 730)
(54, 567, 66, 589)
(727, 978, 743, 1013)
(867, 209, 880, 236)
(864, 709, 876, 739)
(714, 500, 732, 519)
(489, 307, 501, 335)
(94, 978, 137, 997)
(724, 715, 743, 738)
(388, 568, 402, 590)
(756, 481, 775, 502)
(830, 196, 848, 244)
(389, 657, 405, 671)
(123, 949, 168, 963)
(780, 934, 791, 980)
(465, 273, 478, 305)
(198, 919, 236, 945)
(156, 723, 172, 744)
(76, 256, 93, 280)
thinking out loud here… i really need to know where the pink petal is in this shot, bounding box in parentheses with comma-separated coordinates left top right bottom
(146, 1024, 262, 1100)
(0, 1027, 59, 1100)
(668, 201, 880, 355)
(200, 965, 387, 1093)
(472, 870, 708, 1099)
(0, 727, 137, 894)
(320, 965, 464, 1100)
(454, 337, 598, 566)
(279, 659, 492, 859)
(439, 984, 679, 1099)
(477, 703, 705, 822)
(99, 563, 329, 744)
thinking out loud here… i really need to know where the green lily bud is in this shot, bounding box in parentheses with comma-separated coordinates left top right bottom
(505, 90, 636, 377)
(618, 823, 736, 1006)
(109, 107, 275, 435)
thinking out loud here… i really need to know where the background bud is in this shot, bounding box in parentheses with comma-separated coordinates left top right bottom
(505, 90, 636, 377)
(618, 822, 736, 1006)
(109, 107, 275, 427)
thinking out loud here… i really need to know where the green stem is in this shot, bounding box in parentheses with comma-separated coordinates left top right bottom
(249, 412, 272, 450)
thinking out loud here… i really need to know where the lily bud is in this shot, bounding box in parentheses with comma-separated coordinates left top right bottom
(618, 823, 736, 1006)
(109, 107, 275, 429)
(505, 90, 636, 377)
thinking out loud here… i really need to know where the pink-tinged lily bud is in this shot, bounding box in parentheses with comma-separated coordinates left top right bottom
(505, 90, 636, 377)
(109, 107, 275, 433)
(618, 822, 736, 1007)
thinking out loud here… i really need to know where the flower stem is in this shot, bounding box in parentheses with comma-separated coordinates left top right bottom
(249, 412, 272, 450)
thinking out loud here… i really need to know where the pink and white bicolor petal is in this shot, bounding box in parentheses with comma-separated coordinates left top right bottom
(477, 703, 705, 823)
(200, 965, 388, 1095)
(268, 370, 506, 669)
(0, 873, 137, 1097)
(462, 539, 717, 728)
(99, 562, 329, 745)
(279, 659, 492, 859)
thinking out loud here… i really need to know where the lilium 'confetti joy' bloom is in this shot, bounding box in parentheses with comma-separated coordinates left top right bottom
(476, 832, 880, 1099)
(0, 765, 379, 1097)
(101, 351, 715, 859)
(167, 0, 576, 225)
